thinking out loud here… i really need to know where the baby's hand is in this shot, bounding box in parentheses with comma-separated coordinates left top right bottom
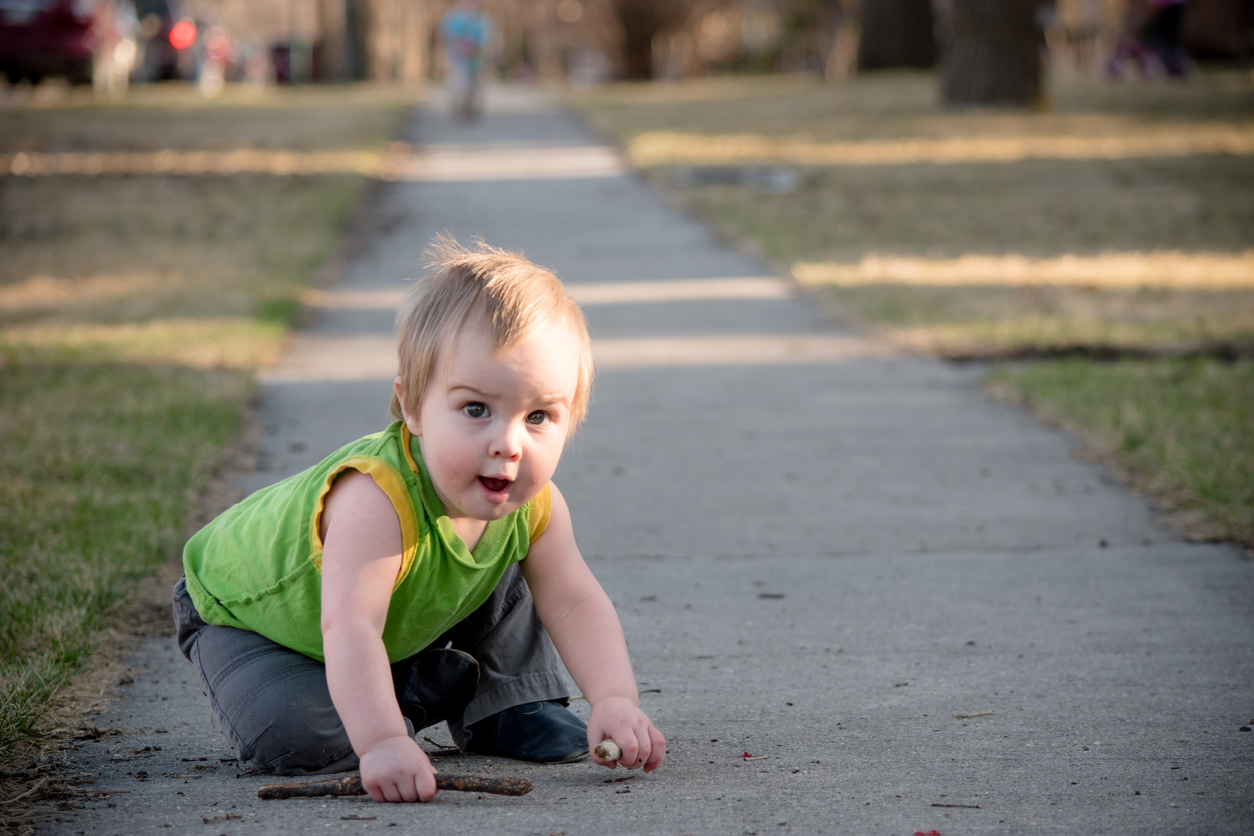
(588, 696, 666, 772)
(359, 735, 437, 802)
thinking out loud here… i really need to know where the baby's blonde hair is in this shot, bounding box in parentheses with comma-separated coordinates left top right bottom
(390, 235, 593, 429)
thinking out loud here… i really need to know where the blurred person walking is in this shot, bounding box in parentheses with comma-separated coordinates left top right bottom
(1106, 0, 1190, 79)
(440, 0, 492, 121)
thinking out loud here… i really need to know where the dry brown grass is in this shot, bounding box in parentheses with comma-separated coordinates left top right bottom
(0, 83, 409, 153)
(796, 252, 1254, 356)
(0, 172, 362, 367)
(570, 70, 1254, 144)
(628, 124, 1254, 167)
(794, 252, 1254, 288)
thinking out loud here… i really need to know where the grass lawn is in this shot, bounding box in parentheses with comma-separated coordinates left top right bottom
(0, 82, 411, 773)
(566, 70, 1254, 547)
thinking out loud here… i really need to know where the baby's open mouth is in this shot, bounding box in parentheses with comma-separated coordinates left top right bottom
(478, 476, 511, 493)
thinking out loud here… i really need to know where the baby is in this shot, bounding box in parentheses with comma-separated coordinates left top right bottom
(173, 237, 664, 802)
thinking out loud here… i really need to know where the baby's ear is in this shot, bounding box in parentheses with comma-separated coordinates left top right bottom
(393, 378, 421, 435)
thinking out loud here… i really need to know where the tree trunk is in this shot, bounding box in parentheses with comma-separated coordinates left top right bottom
(942, 0, 1042, 107)
(620, 10, 656, 79)
(609, 0, 692, 80)
(316, 0, 349, 81)
(857, 0, 938, 70)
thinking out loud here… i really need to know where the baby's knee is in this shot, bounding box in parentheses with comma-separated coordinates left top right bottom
(189, 628, 356, 776)
(238, 692, 356, 775)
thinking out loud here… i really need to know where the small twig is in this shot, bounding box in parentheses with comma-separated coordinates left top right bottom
(743, 755, 769, 761)
(258, 774, 533, 800)
(932, 802, 982, 809)
(951, 710, 994, 719)
(421, 737, 461, 755)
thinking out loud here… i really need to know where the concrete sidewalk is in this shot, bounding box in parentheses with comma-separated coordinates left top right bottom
(59, 86, 1253, 835)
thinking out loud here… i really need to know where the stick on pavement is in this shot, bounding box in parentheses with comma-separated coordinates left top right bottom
(258, 774, 534, 799)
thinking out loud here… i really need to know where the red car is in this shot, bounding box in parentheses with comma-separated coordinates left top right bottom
(0, 0, 128, 86)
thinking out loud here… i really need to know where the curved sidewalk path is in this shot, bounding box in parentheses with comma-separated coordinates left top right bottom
(62, 86, 1252, 835)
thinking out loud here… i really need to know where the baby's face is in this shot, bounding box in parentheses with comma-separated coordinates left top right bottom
(400, 317, 580, 525)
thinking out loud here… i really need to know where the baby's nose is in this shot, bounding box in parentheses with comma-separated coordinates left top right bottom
(489, 421, 525, 458)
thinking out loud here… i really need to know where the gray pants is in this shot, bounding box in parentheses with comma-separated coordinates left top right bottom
(173, 565, 569, 775)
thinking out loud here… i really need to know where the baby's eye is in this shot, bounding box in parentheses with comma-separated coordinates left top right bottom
(526, 410, 549, 426)
(463, 403, 487, 419)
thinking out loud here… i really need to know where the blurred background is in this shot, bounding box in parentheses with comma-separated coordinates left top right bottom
(0, 0, 1251, 97)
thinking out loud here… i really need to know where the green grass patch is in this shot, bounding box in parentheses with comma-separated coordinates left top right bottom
(0, 84, 410, 767)
(990, 359, 1254, 547)
(0, 362, 249, 749)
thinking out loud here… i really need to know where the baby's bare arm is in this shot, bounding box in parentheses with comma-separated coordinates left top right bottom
(521, 484, 666, 771)
(321, 471, 435, 802)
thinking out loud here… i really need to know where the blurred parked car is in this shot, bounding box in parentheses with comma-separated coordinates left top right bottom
(0, 0, 134, 93)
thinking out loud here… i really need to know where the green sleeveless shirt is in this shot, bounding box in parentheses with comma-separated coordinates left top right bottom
(182, 420, 551, 663)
